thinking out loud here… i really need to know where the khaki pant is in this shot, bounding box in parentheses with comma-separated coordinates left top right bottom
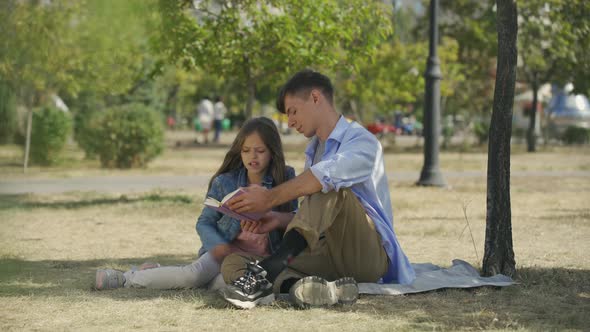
(221, 189, 388, 292)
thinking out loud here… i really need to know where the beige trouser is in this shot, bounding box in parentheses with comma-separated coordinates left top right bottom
(221, 189, 389, 293)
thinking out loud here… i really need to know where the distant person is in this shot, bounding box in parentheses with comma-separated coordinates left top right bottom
(219, 69, 415, 309)
(95, 117, 297, 291)
(166, 115, 176, 130)
(197, 97, 214, 144)
(213, 96, 228, 143)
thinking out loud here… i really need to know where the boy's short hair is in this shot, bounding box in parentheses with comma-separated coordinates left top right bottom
(276, 69, 334, 113)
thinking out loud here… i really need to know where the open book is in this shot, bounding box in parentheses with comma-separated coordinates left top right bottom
(204, 188, 264, 221)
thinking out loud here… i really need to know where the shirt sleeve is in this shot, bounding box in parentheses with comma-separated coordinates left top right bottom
(309, 132, 378, 193)
(285, 166, 299, 212)
(195, 176, 231, 251)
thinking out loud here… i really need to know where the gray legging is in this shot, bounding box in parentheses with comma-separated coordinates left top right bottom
(123, 252, 225, 290)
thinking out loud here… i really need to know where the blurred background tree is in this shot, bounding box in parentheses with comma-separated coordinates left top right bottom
(517, 0, 590, 152)
(156, 0, 393, 118)
(435, 0, 497, 144)
(0, 0, 83, 170)
(1, 0, 588, 169)
(0, 0, 165, 168)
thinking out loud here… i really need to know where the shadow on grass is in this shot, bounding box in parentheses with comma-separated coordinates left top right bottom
(0, 255, 227, 307)
(354, 266, 590, 330)
(0, 193, 194, 210)
(1, 256, 588, 329)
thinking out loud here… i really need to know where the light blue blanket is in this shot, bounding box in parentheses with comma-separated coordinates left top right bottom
(358, 259, 515, 295)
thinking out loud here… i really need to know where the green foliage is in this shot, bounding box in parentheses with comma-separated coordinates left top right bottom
(0, 0, 82, 101)
(561, 126, 590, 145)
(0, 0, 160, 107)
(30, 107, 72, 165)
(73, 92, 105, 159)
(156, 0, 393, 117)
(93, 104, 164, 168)
(473, 120, 490, 145)
(551, 1, 590, 96)
(436, 1, 497, 123)
(518, 0, 589, 93)
(0, 82, 18, 144)
(336, 36, 464, 122)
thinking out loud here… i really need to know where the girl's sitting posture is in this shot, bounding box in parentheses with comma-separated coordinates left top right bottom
(95, 117, 297, 290)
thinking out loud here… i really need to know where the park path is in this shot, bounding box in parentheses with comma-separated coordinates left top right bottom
(1, 170, 589, 195)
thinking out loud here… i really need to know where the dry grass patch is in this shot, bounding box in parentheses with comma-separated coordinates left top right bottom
(2, 132, 589, 180)
(1, 170, 589, 330)
(1, 143, 589, 330)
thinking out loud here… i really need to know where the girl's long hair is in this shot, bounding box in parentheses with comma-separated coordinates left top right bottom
(208, 117, 291, 212)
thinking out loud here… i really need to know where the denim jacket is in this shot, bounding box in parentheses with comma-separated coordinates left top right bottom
(196, 166, 297, 256)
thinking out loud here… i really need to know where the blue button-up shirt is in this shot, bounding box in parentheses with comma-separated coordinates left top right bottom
(196, 166, 297, 256)
(306, 116, 415, 284)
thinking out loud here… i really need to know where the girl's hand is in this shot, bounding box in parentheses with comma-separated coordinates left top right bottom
(240, 212, 279, 234)
(210, 244, 234, 262)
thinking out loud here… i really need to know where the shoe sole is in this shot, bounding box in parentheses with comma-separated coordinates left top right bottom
(95, 270, 110, 290)
(95, 269, 124, 290)
(290, 276, 358, 308)
(221, 291, 275, 310)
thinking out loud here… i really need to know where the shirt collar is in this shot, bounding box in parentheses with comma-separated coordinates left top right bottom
(304, 115, 351, 159)
(237, 167, 249, 187)
(326, 115, 351, 144)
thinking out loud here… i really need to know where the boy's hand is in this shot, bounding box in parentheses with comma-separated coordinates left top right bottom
(227, 185, 273, 213)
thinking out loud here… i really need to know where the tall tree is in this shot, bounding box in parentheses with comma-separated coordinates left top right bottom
(0, 0, 157, 170)
(334, 37, 463, 124)
(517, 0, 589, 151)
(482, 0, 517, 278)
(156, 0, 392, 118)
(0, 0, 82, 171)
(562, 2, 590, 97)
(437, 0, 497, 133)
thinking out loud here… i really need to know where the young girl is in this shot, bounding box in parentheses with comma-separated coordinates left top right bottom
(95, 117, 297, 290)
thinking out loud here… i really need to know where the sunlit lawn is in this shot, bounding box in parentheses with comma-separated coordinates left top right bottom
(0, 134, 589, 331)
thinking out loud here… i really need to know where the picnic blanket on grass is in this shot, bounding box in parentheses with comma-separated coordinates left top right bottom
(358, 259, 515, 295)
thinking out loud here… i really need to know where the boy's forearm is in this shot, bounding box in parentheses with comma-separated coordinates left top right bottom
(268, 169, 322, 207)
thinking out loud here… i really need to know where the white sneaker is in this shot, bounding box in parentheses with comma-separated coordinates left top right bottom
(95, 269, 125, 290)
(289, 276, 358, 308)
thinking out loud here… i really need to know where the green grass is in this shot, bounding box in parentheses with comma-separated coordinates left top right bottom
(1, 141, 589, 330)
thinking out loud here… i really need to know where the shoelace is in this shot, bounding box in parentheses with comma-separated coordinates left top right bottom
(232, 262, 268, 295)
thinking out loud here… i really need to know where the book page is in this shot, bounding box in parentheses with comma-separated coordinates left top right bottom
(203, 187, 263, 221)
(220, 188, 244, 205)
(204, 197, 221, 207)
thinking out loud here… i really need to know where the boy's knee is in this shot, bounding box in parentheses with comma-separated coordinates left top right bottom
(220, 253, 261, 284)
(220, 253, 245, 284)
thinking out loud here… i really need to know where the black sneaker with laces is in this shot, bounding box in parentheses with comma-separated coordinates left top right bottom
(219, 261, 274, 309)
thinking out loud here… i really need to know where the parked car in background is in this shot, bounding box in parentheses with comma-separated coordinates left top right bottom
(366, 120, 397, 138)
(545, 90, 590, 138)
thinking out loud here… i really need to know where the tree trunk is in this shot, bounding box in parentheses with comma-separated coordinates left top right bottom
(482, 0, 517, 278)
(245, 80, 256, 119)
(349, 100, 364, 124)
(23, 106, 33, 173)
(526, 76, 538, 152)
(23, 91, 39, 173)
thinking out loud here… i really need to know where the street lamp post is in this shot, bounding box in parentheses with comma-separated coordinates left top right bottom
(417, 0, 446, 187)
